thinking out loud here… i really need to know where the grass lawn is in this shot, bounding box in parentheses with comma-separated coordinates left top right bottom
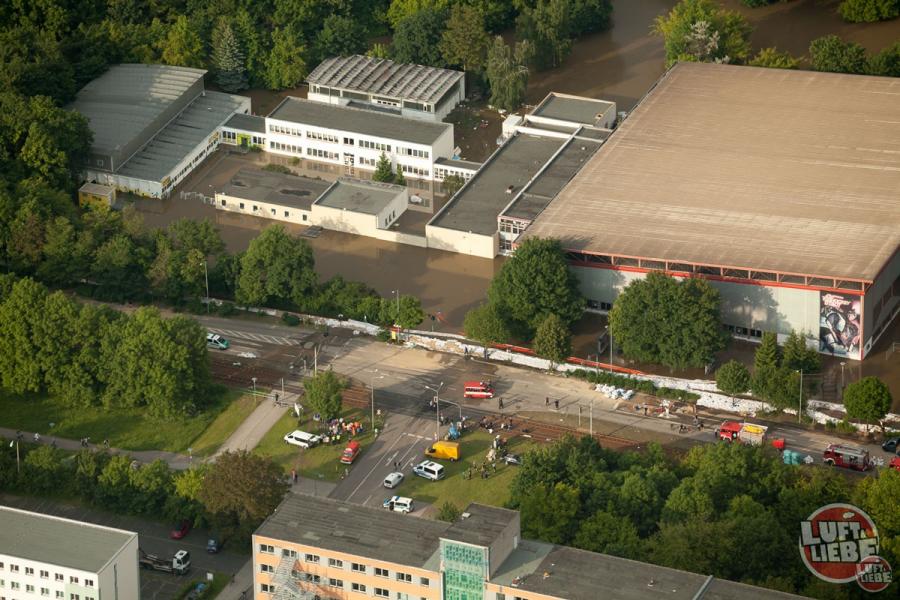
(395, 431, 537, 511)
(188, 394, 259, 457)
(254, 408, 374, 481)
(0, 388, 245, 453)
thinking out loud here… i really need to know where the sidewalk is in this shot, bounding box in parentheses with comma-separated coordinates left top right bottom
(212, 391, 300, 458)
(0, 427, 193, 470)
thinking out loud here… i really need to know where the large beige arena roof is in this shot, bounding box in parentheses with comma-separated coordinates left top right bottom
(523, 62, 900, 282)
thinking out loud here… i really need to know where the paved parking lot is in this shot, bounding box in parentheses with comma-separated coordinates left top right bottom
(1, 494, 248, 600)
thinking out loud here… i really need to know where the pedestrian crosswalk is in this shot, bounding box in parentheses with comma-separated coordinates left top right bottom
(207, 327, 300, 347)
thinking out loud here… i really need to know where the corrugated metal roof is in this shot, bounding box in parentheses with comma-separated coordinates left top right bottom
(524, 63, 900, 281)
(67, 64, 206, 156)
(308, 55, 463, 105)
(117, 91, 245, 182)
(0, 506, 136, 573)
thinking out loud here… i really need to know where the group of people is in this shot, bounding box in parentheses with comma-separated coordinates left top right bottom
(464, 461, 497, 480)
(321, 418, 364, 444)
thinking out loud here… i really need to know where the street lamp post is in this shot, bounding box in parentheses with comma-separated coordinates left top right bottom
(840, 361, 846, 399)
(605, 326, 613, 374)
(251, 377, 257, 398)
(203, 259, 210, 314)
(425, 382, 444, 440)
(796, 369, 803, 424)
(370, 369, 384, 431)
(8, 439, 19, 474)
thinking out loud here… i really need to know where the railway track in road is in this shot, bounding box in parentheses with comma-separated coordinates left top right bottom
(208, 354, 304, 394)
(340, 381, 637, 450)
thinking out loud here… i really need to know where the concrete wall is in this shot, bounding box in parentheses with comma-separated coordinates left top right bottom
(84, 168, 163, 199)
(425, 225, 497, 259)
(488, 513, 521, 578)
(216, 193, 311, 225)
(573, 266, 821, 349)
(863, 249, 900, 358)
(98, 534, 140, 600)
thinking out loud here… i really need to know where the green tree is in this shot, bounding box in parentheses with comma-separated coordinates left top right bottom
(839, 0, 900, 23)
(236, 225, 317, 307)
(843, 376, 892, 432)
(158, 15, 204, 68)
(394, 168, 406, 186)
(92, 233, 148, 300)
(782, 330, 820, 373)
(211, 18, 248, 92)
(488, 237, 584, 338)
(437, 500, 462, 522)
(609, 272, 726, 371)
(715, 360, 751, 401)
(441, 173, 465, 197)
(853, 470, 900, 567)
(485, 36, 531, 111)
(532, 313, 572, 364)
(387, 0, 450, 29)
(304, 369, 347, 420)
(440, 4, 490, 71)
(519, 482, 580, 543)
(264, 27, 307, 90)
(234, 8, 267, 87)
(24, 445, 68, 495)
(653, 0, 752, 67)
(96, 454, 139, 512)
(516, 0, 573, 70)
(463, 303, 512, 346)
(198, 450, 288, 542)
(130, 459, 174, 515)
(392, 7, 447, 67)
(572, 510, 643, 559)
(752, 331, 779, 399)
(315, 15, 367, 63)
(867, 41, 900, 76)
(395, 295, 425, 329)
(809, 35, 868, 74)
(0, 277, 47, 393)
(372, 152, 395, 183)
(748, 47, 799, 69)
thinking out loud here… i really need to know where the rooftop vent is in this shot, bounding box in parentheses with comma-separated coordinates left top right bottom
(280, 189, 311, 197)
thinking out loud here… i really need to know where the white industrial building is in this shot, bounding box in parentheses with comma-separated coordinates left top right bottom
(0, 506, 139, 600)
(259, 97, 455, 182)
(70, 64, 250, 199)
(306, 55, 465, 122)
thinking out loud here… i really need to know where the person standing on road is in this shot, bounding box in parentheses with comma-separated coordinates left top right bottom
(498, 397, 503, 410)
(554, 399, 559, 410)
(545, 397, 549, 407)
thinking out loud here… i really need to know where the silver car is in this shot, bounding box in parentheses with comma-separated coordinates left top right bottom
(383, 472, 404, 489)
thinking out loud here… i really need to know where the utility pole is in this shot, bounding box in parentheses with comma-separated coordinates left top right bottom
(425, 382, 444, 441)
(281, 378, 285, 399)
(9, 439, 19, 474)
(314, 345, 318, 373)
(251, 377, 257, 398)
(203, 259, 210, 314)
(797, 369, 803, 424)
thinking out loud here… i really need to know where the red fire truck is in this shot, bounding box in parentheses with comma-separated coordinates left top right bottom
(823, 444, 871, 471)
(463, 381, 495, 399)
(717, 421, 768, 445)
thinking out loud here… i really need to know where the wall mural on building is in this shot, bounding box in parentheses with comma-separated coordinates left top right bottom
(819, 292, 861, 359)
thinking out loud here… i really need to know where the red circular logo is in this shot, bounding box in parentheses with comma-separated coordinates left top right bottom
(799, 503, 880, 584)
(856, 556, 893, 593)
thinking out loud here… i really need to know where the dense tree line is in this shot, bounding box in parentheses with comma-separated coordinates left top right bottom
(0, 276, 211, 419)
(0, 445, 286, 545)
(508, 435, 900, 598)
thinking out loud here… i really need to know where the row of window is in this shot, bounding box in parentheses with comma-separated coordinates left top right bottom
(499, 220, 528, 235)
(269, 124, 302, 137)
(0, 581, 93, 599)
(360, 140, 391, 152)
(307, 130, 340, 143)
(270, 141, 302, 154)
(400, 164, 429, 177)
(398, 147, 429, 159)
(434, 167, 474, 181)
(220, 199, 308, 222)
(0, 565, 92, 587)
(308, 148, 340, 160)
(258, 545, 430, 586)
(222, 130, 265, 145)
(259, 582, 417, 599)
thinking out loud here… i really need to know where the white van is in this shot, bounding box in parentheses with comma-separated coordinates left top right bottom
(382, 496, 414, 514)
(413, 460, 445, 481)
(283, 430, 322, 449)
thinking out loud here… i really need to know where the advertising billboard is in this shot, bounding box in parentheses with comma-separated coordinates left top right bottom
(819, 292, 861, 360)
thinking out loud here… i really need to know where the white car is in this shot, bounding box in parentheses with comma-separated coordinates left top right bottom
(383, 472, 404, 489)
(206, 333, 229, 350)
(383, 496, 414, 514)
(413, 460, 445, 481)
(283, 430, 322, 449)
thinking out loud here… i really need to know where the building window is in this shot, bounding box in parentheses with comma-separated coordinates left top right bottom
(55, 574, 63, 582)
(305, 554, 320, 563)
(420, 577, 429, 587)
(69, 594, 79, 600)
(302, 214, 307, 222)
(239, 202, 245, 209)
(42, 587, 50, 596)
(69, 577, 78, 584)
(375, 588, 390, 598)
(328, 578, 343, 588)
(496, 594, 506, 600)
(220, 199, 226, 207)
(260, 583, 275, 593)
(57, 592, 64, 598)
(328, 559, 343, 568)
(260, 564, 274, 573)
(9, 566, 18, 573)
(351, 563, 366, 573)
(306, 148, 339, 160)
(352, 583, 367, 592)
(270, 208, 276, 215)
(259, 544, 275, 554)
(83, 580, 93, 587)
(284, 211, 290, 217)
(395, 573, 412, 583)
(307, 130, 339, 143)
(343, 137, 354, 145)
(11, 581, 20, 589)
(360, 140, 391, 152)
(26, 584, 35, 592)
(253, 205, 259, 212)
(375, 567, 389, 578)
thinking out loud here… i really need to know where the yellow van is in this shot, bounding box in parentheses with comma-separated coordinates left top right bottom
(424, 441, 459, 462)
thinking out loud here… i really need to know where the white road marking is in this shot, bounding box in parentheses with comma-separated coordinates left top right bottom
(346, 425, 409, 501)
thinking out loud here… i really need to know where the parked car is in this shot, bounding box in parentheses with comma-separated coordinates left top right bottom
(890, 456, 900, 472)
(413, 460, 445, 481)
(382, 496, 414, 514)
(206, 333, 229, 350)
(170, 519, 191, 540)
(206, 534, 225, 554)
(284, 430, 322, 449)
(502, 453, 522, 466)
(383, 472, 404, 489)
(882, 437, 899, 454)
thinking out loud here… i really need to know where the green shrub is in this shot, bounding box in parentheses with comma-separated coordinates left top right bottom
(282, 312, 301, 326)
(825, 421, 837, 431)
(376, 329, 392, 342)
(836, 420, 858, 435)
(216, 301, 237, 317)
(290, 157, 300, 165)
(262, 164, 293, 175)
(185, 297, 206, 314)
(839, 0, 899, 23)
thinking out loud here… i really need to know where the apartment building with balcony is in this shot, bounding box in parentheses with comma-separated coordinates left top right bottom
(0, 506, 139, 600)
(252, 494, 803, 600)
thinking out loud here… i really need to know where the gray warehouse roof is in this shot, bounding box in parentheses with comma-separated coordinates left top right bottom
(443, 504, 518, 547)
(315, 178, 406, 214)
(0, 506, 136, 573)
(117, 91, 246, 182)
(531, 92, 615, 126)
(523, 62, 900, 282)
(269, 97, 450, 146)
(221, 168, 331, 210)
(255, 494, 450, 569)
(429, 134, 565, 235)
(308, 55, 464, 105)
(225, 113, 266, 134)
(68, 64, 206, 157)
